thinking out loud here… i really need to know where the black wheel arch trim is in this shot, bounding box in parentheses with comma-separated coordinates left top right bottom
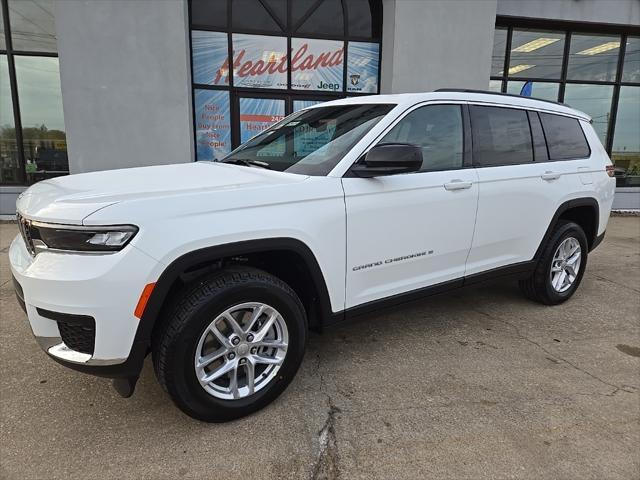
(136, 237, 335, 346)
(533, 197, 600, 260)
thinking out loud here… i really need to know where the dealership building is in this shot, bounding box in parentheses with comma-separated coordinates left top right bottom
(1, 0, 639, 215)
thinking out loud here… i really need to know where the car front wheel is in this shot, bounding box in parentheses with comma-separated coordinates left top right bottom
(152, 267, 307, 422)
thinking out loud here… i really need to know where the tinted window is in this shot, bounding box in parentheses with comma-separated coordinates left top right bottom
(379, 105, 464, 172)
(539, 113, 590, 160)
(470, 106, 533, 166)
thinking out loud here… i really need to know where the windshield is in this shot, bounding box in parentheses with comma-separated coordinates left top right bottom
(221, 104, 395, 176)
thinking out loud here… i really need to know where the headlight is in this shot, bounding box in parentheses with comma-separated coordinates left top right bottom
(29, 222, 138, 253)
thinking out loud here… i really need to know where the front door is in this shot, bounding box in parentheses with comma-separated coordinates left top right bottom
(343, 103, 479, 309)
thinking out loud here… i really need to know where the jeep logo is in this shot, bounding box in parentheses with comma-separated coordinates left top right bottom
(317, 81, 340, 91)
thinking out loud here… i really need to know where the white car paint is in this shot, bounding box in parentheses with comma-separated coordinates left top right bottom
(9, 91, 615, 368)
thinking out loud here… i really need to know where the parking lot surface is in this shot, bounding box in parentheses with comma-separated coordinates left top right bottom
(1, 217, 639, 480)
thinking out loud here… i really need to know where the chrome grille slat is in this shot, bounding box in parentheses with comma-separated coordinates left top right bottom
(16, 213, 36, 256)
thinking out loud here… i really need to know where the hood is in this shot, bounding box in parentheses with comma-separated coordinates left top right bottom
(16, 162, 308, 224)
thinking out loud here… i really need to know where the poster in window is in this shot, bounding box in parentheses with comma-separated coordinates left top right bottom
(291, 38, 344, 92)
(239, 97, 286, 149)
(347, 42, 379, 93)
(194, 89, 231, 161)
(191, 30, 229, 85)
(232, 34, 287, 89)
(292, 99, 324, 112)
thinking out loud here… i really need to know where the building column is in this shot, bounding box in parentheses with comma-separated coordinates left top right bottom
(54, 0, 194, 174)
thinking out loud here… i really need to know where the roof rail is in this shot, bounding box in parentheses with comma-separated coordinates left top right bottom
(435, 88, 566, 107)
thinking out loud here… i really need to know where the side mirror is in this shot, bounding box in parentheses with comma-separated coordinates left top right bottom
(349, 143, 423, 178)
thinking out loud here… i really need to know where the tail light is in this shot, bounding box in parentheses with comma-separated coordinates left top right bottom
(606, 165, 615, 177)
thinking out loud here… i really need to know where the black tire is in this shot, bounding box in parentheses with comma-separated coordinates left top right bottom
(519, 220, 589, 305)
(152, 266, 307, 422)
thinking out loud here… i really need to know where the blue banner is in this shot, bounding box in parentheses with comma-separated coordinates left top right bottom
(239, 97, 286, 145)
(191, 30, 229, 85)
(232, 34, 288, 89)
(347, 42, 380, 93)
(194, 89, 231, 161)
(291, 38, 344, 92)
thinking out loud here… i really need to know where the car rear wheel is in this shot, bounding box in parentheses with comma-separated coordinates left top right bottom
(519, 220, 588, 305)
(152, 267, 307, 422)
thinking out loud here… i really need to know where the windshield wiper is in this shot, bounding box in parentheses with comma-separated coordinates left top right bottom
(221, 158, 272, 169)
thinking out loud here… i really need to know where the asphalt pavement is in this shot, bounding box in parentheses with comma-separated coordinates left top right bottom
(1, 217, 638, 479)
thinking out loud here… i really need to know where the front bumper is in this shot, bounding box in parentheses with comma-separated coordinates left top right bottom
(9, 232, 161, 378)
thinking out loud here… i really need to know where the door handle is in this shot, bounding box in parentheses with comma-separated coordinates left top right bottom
(541, 171, 561, 181)
(444, 180, 473, 191)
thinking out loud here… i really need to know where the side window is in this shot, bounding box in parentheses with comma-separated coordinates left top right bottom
(470, 106, 533, 166)
(379, 105, 464, 172)
(539, 113, 590, 160)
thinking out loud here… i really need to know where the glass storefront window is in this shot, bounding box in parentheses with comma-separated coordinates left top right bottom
(347, 42, 379, 94)
(491, 27, 507, 77)
(563, 83, 614, 145)
(8, 0, 57, 52)
(0, 5, 5, 50)
(611, 86, 640, 187)
(567, 33, 621, 82)
(509, 29, 565, 79)
(191, 30, 229, 86)
(291, 38, 344, 92)
(14, 55, 68, 182)
(1, 55, 21, 184)
(622, 36, 640, 83)
(232, 34, 287, 89)
(194, 89, 231, 161)
(506, 81, 559, 101)
(488, 80, 502, 92)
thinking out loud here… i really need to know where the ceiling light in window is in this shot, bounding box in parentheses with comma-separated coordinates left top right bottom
(508, 64, 535, 75)
(576, 41, 620, 55)
(512, 38, 560, 53)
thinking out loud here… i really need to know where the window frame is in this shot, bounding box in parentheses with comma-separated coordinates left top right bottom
(491, 17, 640, 156)
(188, 0, 384, 155)
(0, 0, 62, 186)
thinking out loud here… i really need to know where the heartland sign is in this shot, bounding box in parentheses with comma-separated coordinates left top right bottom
(215, 42, 343, 87)
(191, 31, 379, 93)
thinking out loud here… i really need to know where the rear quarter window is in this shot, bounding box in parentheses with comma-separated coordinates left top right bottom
(539, 113, 590, 160)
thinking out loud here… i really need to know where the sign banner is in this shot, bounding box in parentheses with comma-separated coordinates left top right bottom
(192, 30, 229, 86)
(293, 99, 323, 112)
(239, 97, 286, 145)
(347, 42, 380, 93)
(291, 38, 344, 92)
(194, 89, 231, 161)
(230, 34, 287, 89)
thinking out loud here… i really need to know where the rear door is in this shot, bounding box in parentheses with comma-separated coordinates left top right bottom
(465, 105, 584, 275)
(342, 103, 479, 308)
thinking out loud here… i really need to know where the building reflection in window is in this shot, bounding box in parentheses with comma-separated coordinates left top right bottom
(612, 86, 640, 187)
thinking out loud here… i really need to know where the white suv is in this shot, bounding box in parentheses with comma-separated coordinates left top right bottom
(10, 90, 615, 422)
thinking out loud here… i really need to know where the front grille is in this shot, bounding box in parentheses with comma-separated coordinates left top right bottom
(16, 213, 35, 256)
(57, 322, 96, 355)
